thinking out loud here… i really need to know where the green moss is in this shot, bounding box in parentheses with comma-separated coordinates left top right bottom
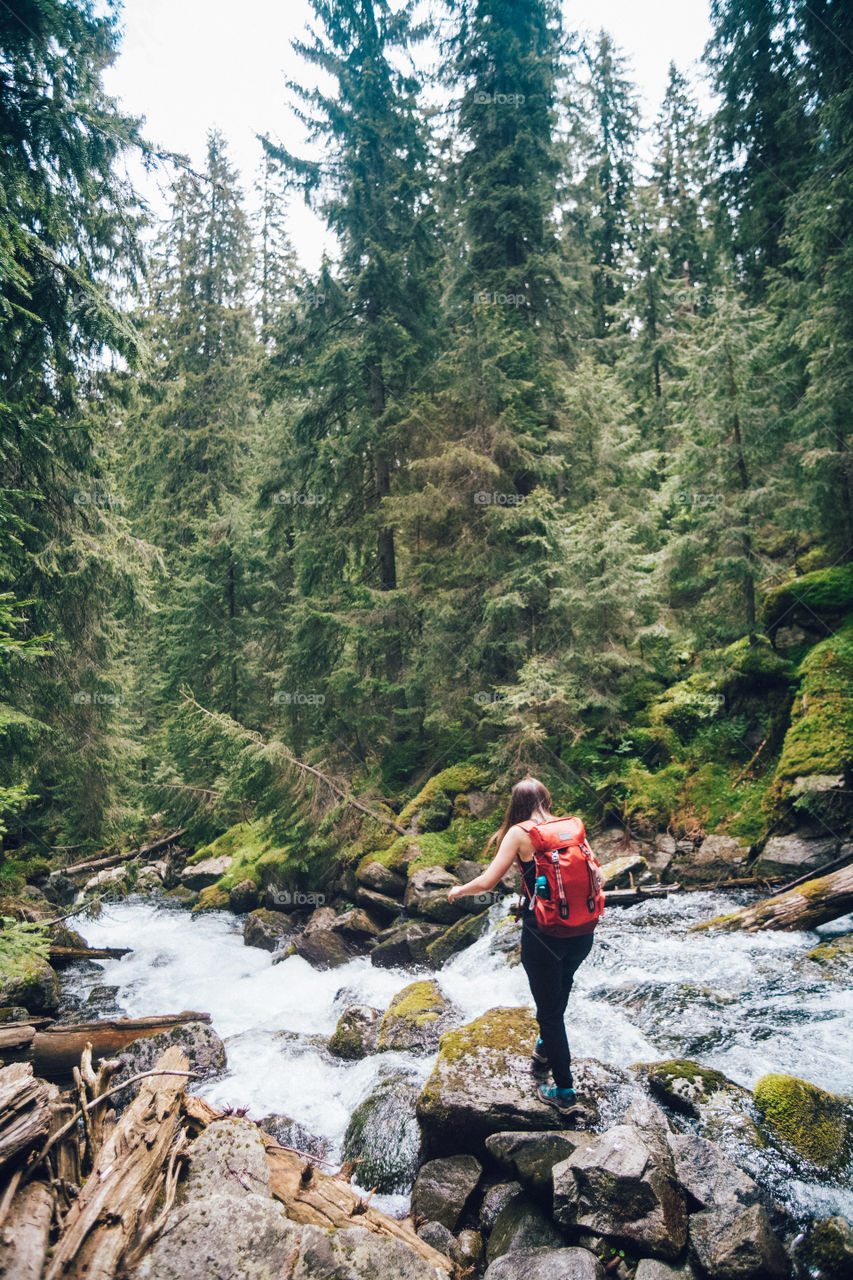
(753, 1072, 853, 1173)
(808, 933, 853, 974)
(620, 760, 690, 828)
(640, 1058, 731, 1095)
(419, 1006, 538, 1108)
(689, 911, 741, 933)
(774, 621, 853, 784)
(187, 820, 295, 896)
(383, 980, 443, 1025)
(762, 565, 853, 634)
(192, 884, 230, 914)
(398, 763, 490, 831)
(720, 634, 792, 678)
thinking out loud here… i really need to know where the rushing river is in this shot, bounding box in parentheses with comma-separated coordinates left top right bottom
(62, 891, 853, 1223)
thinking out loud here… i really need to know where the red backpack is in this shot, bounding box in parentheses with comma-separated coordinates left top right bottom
(517, 817, 605, 937)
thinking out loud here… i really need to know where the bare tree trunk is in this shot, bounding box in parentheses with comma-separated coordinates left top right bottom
(0, 1180, 53, 1280)
(691, 862, 853, 933)
(0, 1063, 54, 1172)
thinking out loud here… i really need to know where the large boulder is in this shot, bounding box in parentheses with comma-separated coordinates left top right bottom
(802, 1215, 853, 1280)
(180, 855, 233, 890)
(485, 1130, 593, 1198)
(426, 910, 491, 968)
(0, 956, 60, 1014)
(635, 1059, 757, 1143)
(354, 887, 404, 923)
(371, 920, 445, 968)
(328, 1005, 382, 1060)
(689, 1203, 790, 1280)
(674, 834, 749, 885)
(480, 1181, 524, 1232)
(377, 980, 460, 1053)
(753, 1071, 853, 1175)
(342, 1071, 422, 1194)
(332, 908, 382, 943)
(410, 1154, 482, 1231)
(111, 1020, 226, 1110)
(486, 1191, 565, 1263)
(552, 1109, 688, 1261)
(243, 908, 293, 952)
(484, 1246, 604, 1280)
(290, 908, 359, 970)
(356, 861, 407, 898)
(229, 878, 259, 913)
(404, 866, 466, 924)
(666, 1131, 761, 1212)
(600, 855, 648, 887)
(752, 833, 840, 880)
(416, 1007, 571, 1157)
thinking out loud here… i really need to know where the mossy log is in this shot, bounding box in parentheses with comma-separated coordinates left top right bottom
(691, 862, 853, 933)
(44, 1045, 189, 1280)
(48, 944, 131, 967)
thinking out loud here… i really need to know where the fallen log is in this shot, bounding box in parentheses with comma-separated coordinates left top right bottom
(690, 861, 853, 933)
(30, 1011, 210, 1080)
(0, 1061, 54, 1172)
(605, 885, 674, 907)
(0, 1024, 36, 1053)
(48, 944, 131, 967)
(0, 1179, 53, 1279)
(44, 1045, 189, 1280)
(184, 1095, 452, 1274)
(56, 829, 186, 879)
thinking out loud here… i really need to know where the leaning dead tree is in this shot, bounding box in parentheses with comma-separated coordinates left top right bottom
(691, 861, 853, 933)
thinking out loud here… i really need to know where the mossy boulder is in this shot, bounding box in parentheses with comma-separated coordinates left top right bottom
(426, 909, 491, 968)
(398, 763, 490, 833)
(243, 908, 294, 953)
(355, 861, 406, 898)
(342, 1070, 422, 1194)
(634, 1059, 758, 1147)
(600, 855, 647, 887)
(192, 884, 230, 914)
(803, 1215, 853, 1280)
(328, 1004, 381, 1059)
(763, 564, 853, 637)
(807, 931, 853, 979)
(753, 1071, 853, 1174)
(377, 980, 459, 1054)
(228, 879, 259, 913)
(370, 920, 445, 969)
(0, 954, 60, 1014)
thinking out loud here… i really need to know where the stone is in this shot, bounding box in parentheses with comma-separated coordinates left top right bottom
(689, 1203, 789, 1280)
(752, 834, 839, 879)
(600, 855, 648, 887)
(83, 984, 123, 1016)
(484, 1246, 604, 1280)
(552, 1120, 688, 1261)
(485, 1130, 592, 1197)
(480, 1180, 523, 1232)
(635, 1264, 696, 1280)
(404, 866, 464, 924)
(291, 927, 354, 970)
(487, 1193, 565, 1263)
(805, 1215, 853, 1280)
(426, 909, 491, 968)
(675, 834, 749, 885)
(411, 1154, 482, 1231)
(342, 1071, 422, 1194)
(354, 886, 405, 922)
(328, 1004, 382, 1059)
(243, 908, 293, 952)
(416, 1008, 572, 1157)
(457, 1229, 485, 1268)
(666, 1131, 760, 1211)
(257, 1113, 329, 1161)
(0, 957, 60, 1014)
(635, 1059, 755, 1139)
(356, 860, 407, 898)
(416, 1220, 458, 1259)
(370, 920, 445, 968)
(377, 979, 460, 1053)
(79, 864, 129, 897)
(589, 828, 640, 865)
(180, 854, 233, 889)
(330, 1225, 446, 1279)
(229, 878, 259, 913)
(465, 791, 502, 819)
(332, 907, 381, 941)
(111, 1020, 226, 1110)
(136, 861, 167, 891)
(753, 1071, 853, 1174)
(807, 931, 853, 978)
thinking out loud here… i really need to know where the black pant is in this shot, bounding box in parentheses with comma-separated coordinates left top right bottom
(520, 923, 595, 1089)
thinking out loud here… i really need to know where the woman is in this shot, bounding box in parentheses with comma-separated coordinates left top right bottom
(447, 776, 595, 1114)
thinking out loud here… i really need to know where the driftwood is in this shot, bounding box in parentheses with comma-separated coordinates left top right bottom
(691, 861, 853, 933)
(29, 1012, 210, 1080)
(0, 1024, 36, 1053)
(48, 944, 131, 967)
(0, 1062, 54, 1172)
(0, 1178, 53, 1279)
(605, 885, 674, 907)
(58, 830, 186, 879)
(185, 1095, 452, 1275)
(44, 1045, 190, 1280)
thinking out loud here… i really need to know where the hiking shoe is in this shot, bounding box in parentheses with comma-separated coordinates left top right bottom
(538, 1084, 579, 1115)
(531, 1037, 549, 1067)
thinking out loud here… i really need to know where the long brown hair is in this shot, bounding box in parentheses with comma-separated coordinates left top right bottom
(486, 776, 553, 856)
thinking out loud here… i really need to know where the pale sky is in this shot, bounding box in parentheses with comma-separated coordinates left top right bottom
(104, 0, 713, 272)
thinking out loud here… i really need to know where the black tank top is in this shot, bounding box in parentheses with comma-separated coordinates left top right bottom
(519, 856, 536, 920)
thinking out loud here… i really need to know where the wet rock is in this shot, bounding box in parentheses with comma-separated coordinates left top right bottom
(135, 861, 168, 892)
(291, 924, 354, 970)
(753, 1071, 853, 1174)
(257, 1113, 330, 1161)
(486, 1192, 565, 1263)
(162, 884, 198, 909)
(370, 920, 444, 968)
(752, 833, 839, 880)
(42, 872, 77, 907)
(807, 931, 853, 978)
(552, 1118, 688, 1261)
(330, 1225, 447, 1279)
(404, 866, 464, 924)
(377, 979, 459, 1053)
(0, 957, 60, 1014)
(689, 1203, 790, 1280)
(480, 1180, 523, 1232)
(803, 1215, 853, 1280)
(229, 878, 259, 913)
(243, 907, 293, 952)
(667, 1130, 760, 1212)
(426, 909, 491, 968)
(635, 1264, 697, 1280)
(416, 1220, 458, 1260)
(328, 1004, 382, 1059)
(485, 1130, 594, 1198)
(342, 1070, 422, 1194)
(112, 1020, 226, 1110)
(635, 1058, 756, 1142)
(410, 1154, 482, 1231)
(600, 855, 648, 887)
(0, 1005, 31, 1022)
(356, 860, 407, 897)
(79, 864, 130, 898)
(675, 834, 749, 884)
(354, 886, 405, 923)
(416, 1007, 571, 1157)
(180, 854, 233, 890)
(332, 907, 381, 942)
(484, 1246, 604, 1280)
(457, 1229, 485, 1268)
(83, 984, 123, 1017)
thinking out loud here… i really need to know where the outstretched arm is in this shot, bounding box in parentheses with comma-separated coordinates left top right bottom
(447, 826, 524, 904)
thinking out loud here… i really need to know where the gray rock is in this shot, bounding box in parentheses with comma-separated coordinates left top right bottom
(636, 1059, 756, 1142)
(675, 834, 749, 885)
(667, 1131, 760, 1211)
(0, 960, 60, 1015)
(354, 887, 405, 922)
(328, 1004, 382, 1059)
(257, 1113, 329, 1161)
(752, 834, 839, 879)
(485, 1130, 593, 1197)
(111, 1020, 226, 1111)
(552, 1120, 688, 1261)
(291, 911, 357, 969)
(83, 984, 123, 1016)
(411, 1154, 482, 1231)
(484, 1246, 604, 1280)
(600, 855, 648, 887)
(332, 907, 381, 941)
(331, 1225, 448, 1279)
(342, 1071, 421, 1194)
(243, 908, 293, 952)
(371, 920, 445, 968)
(377, 979, 460, 1053)
(356, 860, 407, 897)
(416, 1219, 458, 1259)
(180, 854, 233, 889)
(229, 878, 259, 913)
(487, 1193, 565, 1262)
(457, 1228, 485, 1268)
(480, 1181, 523, 1232)
(404, 866, 462, 923)
(689, 1203, 790, 1280)
(426, 909, 491, 968)
(465, 791, 502, 820)
(635, 1263, 697, 1280)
